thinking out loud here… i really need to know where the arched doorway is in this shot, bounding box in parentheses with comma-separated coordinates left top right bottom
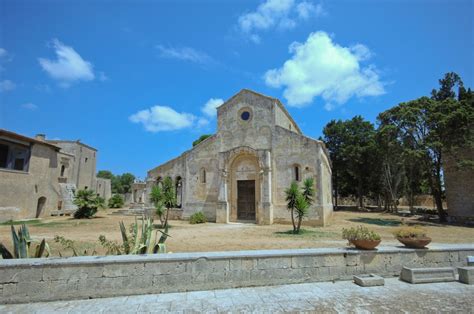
(36, 197, 46, 218)
(229, 153, 260, 222)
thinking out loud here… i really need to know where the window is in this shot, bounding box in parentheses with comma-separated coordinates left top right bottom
(0, 144, 8, 168)
(294, 165, 300, 182)
(85, 157, 88, 163)
(200, 168, 206, 183)
(241, 111, 250, 121)
(60, 165, 66, 177)
(0, 140, 30, 172)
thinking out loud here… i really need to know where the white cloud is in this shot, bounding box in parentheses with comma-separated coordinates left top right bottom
(21, 103, 38, 110)
(156, 45, 213, 65)
(197, 118, 210, 128)
(0, 80, 15, 92)
(0, 48, 7, 58)
(296, 1, 325, 19)
(129, 105, 196, 132)
(201, 98, 224, 117)
(238, 0, 324, 42)
(264, 31, 385, 109)
(38, 39, 95, 87)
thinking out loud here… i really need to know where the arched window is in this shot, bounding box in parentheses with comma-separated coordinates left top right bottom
(60, 165, 65, 177)
(156, 176, 163, 187)
(200, 168, 206, 183)
(294, 165, 301, 182)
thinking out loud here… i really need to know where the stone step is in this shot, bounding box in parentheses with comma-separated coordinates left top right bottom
(353, 274, 385, 287)
(400, 266, 456, 284)
(457, 266, 474, 284)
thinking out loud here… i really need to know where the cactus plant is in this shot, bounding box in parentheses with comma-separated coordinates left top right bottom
(0, 224, 50, 259)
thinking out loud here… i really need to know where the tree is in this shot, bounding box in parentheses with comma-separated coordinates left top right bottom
(97, 170, 114, 180)
(321, 120, 346, 208)
(150, 185, 165, 227)
(108, 194, 124, 208)
(193, 134, 212, 147)
(73, 189, 105, 219)
(285, 182, 299, 233)
(161, 177, 177, 228)
(322, 117, 377, 209)
(118, 173, 135, 194)
(294, 193, 309, 233)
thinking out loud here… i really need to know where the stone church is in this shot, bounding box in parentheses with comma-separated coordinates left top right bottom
(142, 89, 333, 226)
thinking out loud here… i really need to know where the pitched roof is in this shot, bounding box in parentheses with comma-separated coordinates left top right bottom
(0, 129, 61, 150)
(217, 89, 302, 134)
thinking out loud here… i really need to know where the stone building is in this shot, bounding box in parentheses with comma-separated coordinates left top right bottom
(0, 129, 111, 222)
(145, 89, 333, 226)
(444, 148, 474, 223)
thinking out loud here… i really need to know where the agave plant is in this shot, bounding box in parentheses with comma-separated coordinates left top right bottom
(0, 224, 50, 259)
(99, 216, 170, 255)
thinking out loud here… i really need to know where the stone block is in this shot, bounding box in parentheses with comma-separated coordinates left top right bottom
(353, 274, 385, 287)
(145, 261, 187, 275)
(0, 267, 42, 283)
(400, 266, 456, 284)
(257, 257, 291, 270)
(457, 266, 474, 284)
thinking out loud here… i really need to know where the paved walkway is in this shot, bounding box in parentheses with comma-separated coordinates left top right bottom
(1, 278, 473, 313)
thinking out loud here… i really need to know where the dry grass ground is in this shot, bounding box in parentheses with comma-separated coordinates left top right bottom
(1, 208, 473, 257)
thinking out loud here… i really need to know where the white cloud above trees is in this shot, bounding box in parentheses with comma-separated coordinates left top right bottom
(264, 31, 385, 109)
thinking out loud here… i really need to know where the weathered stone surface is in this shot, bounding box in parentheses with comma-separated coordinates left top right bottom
(1, 245, 473, 304)
(145, 89, 334, 226)
(353, 274, 385, 287)
(400, 266, 456, 284)
(457, 266, 474, 284)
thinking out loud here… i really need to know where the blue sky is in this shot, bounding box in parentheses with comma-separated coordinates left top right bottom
(1, 0, 472, 178)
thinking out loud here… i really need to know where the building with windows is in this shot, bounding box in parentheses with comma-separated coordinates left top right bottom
(144, 89, 333, 225)
(0, 129, 111, 222)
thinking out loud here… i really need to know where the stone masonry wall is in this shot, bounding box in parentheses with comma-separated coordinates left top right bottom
(1, 245, 473, 304)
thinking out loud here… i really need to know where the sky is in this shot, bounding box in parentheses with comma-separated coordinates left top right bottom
(1, 0, 472, 178)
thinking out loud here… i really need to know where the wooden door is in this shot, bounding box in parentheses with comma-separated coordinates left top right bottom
(237, 180, 256, 220)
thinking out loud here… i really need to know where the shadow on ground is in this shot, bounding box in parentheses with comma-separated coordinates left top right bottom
(349, 217, 402, 226)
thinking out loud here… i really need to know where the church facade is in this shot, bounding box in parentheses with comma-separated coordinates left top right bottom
(144, 89, 333, 226)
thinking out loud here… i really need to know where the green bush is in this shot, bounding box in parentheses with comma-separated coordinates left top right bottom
(342, 225, 381, 241)
(189, 211, 207, 224)
(73, 189, 105, 219)
(108, 194, 124, 208)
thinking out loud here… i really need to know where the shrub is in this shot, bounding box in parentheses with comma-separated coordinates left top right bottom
(342, 225, 381, 241)
(393, 226, 427, 239)
(150, 185, 165, 227)
(73, 189, 105, 219)
(190, 211, 207, 224)
(108, 194, 124, 208)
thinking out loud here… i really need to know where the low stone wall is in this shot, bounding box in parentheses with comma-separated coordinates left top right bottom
(1, 244, 473, 304)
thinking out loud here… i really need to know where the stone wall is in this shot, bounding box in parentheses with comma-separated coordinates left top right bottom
(1, 244, 472, 304)
(0, 143, 60, 221)
(444, 149, 474, 222)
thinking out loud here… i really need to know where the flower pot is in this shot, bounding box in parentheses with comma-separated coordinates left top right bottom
(397, 237, 431, 249)
(351, 239, 381, 250)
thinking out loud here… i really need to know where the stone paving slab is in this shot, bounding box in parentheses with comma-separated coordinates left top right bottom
(1, 278, 473, 313)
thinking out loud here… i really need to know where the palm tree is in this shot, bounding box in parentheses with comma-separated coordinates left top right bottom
(285, 182, 299, 233)
(294, 193, 309, 233)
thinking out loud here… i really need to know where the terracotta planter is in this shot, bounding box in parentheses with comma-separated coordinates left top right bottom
(397, 237, 431, 249)
(351, 239, 381, 250)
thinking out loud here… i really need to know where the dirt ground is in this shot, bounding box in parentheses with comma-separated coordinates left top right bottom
(1, 208, 473, 257)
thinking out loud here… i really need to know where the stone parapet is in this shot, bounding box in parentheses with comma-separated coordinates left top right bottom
(1, 244, 473, 304)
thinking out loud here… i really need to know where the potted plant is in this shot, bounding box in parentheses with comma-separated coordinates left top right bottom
(342, 226, 381, 250)
(393, 226, 431, 248)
